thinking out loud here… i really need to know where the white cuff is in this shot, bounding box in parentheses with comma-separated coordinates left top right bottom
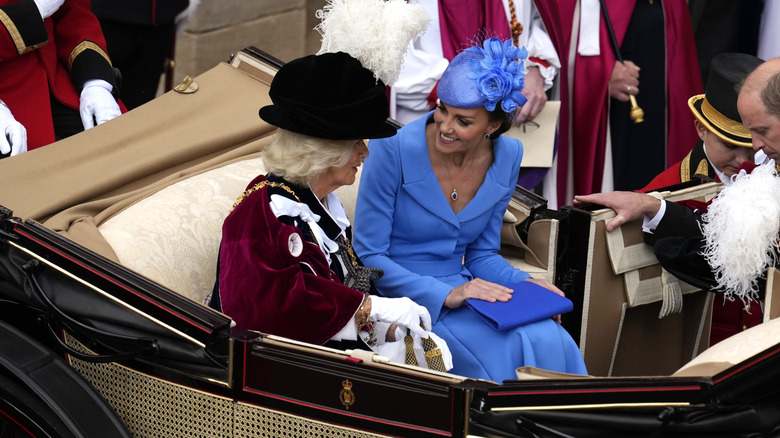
(643, 198, 667, 233)
(330, 316, 358, 342)
(83, 79, 113, 93)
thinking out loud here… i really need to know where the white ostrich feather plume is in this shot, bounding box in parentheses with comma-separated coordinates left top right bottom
(701, 163, 780, 301)
(315, 0, 430, 86)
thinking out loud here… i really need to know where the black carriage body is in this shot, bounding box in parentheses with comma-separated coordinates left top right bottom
(5, 208, 780, 438)
(2, 47, 780, 438)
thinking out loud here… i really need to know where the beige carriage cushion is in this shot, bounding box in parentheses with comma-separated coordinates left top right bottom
(589, 209, 700, 309)
(98, 158, 265, 303)
(673, 315, 780, 377)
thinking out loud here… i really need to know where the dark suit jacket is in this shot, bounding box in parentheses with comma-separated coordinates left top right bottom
(644, 200, 720, 292)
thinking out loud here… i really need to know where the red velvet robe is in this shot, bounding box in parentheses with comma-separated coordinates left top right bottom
(218, 175, 364, 345)
(540, 0, 702, 205)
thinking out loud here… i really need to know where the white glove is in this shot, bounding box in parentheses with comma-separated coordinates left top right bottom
(33, 0, 65, 18)
(0, 102, 27, 157)
(79, 80, 121, 130)
(370, 296, 431, 339)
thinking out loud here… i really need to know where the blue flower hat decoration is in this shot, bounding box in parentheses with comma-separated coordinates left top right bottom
(437, 37, 528, 113)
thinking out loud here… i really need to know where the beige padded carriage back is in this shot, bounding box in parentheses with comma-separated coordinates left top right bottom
(98, 158, 266, 303)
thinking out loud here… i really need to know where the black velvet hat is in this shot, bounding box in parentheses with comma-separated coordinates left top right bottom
(259, 52, 399, 140)
(688, 52, 764, 147)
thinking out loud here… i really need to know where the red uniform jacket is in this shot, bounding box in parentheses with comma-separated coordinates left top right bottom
(640, 140, 719, 192)
(0, 0, 119, 149)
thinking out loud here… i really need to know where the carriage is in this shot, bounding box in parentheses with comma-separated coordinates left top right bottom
(2, 47, 780, 438)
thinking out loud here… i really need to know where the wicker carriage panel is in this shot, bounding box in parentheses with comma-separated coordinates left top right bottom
(65, 334, 390, 438)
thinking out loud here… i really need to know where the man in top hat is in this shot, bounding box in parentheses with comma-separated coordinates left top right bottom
(573, 53, 765, 346)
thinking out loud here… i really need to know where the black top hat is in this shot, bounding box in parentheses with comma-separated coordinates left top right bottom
(259, 52, 398, 140)
(688, 52, 764, 147)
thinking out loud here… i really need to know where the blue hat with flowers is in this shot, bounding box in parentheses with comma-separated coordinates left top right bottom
(437, 38, 528, 113)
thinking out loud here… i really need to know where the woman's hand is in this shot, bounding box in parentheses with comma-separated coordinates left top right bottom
(525, 277, 565, 323)
(444, 278, 513, 309)
(370, 296, 431, 338)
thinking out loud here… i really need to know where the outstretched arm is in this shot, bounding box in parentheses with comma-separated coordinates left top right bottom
(573, 191, 662, 232)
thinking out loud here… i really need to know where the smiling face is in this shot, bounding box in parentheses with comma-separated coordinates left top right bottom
(432, 102, 501, 154)
(695, 120, 754, 177)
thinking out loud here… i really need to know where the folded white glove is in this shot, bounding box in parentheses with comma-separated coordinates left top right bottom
(79, 80, 121, 130)
(0, 102, 27, 156)
(33, 0, 64, 18)
(370, 296, 431, 339)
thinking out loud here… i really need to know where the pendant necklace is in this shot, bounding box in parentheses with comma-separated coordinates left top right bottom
(444, 156, 458, 201)
(441, 136, 485, 203)
(444, 151, 477, 202)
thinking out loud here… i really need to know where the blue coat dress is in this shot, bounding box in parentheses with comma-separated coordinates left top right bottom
(353, 113, 587, 382)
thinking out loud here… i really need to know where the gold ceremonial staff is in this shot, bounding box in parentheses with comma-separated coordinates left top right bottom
(599, 0, 644, 123)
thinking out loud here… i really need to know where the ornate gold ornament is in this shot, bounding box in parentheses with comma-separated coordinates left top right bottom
(339, 379, 355, 410)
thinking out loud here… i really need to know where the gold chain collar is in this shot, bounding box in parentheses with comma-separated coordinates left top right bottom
(232, 180, 300, 212)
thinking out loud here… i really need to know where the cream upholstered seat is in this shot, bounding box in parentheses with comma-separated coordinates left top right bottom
(98, 158, 266, 304)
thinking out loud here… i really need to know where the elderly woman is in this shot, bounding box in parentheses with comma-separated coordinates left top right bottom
(209, 52, 450, 368)
(353, 38, 588, 381)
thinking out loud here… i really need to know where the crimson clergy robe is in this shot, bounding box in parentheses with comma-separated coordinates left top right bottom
(546, 0, 702, 204)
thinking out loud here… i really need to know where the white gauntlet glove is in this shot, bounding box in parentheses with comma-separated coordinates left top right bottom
(33, 0, 65, 18)
(79, 80, 122, 130)
(370, 296, 431, 339)
(0, 101, 27, 157)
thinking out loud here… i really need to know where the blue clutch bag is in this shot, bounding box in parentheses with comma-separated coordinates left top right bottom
(465, 281, 573, 331)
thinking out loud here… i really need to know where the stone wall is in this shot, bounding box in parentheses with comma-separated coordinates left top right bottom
(170, 0, 327, 87)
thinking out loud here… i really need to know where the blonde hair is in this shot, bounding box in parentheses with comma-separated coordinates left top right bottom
(262, 129, 354, 186)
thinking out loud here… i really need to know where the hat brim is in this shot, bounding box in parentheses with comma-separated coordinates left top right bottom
(259, 105, 400, 140)
(688, 95, 752, 148)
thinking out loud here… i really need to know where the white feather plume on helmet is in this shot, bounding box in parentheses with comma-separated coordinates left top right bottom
(315, 0, 430, 86)
(701, 162, 780, 302)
